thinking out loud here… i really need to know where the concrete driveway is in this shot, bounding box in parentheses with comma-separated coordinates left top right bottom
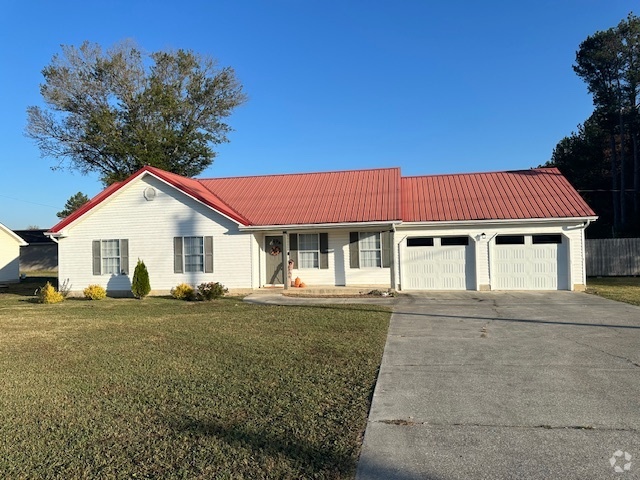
(356, 292, 640, 480)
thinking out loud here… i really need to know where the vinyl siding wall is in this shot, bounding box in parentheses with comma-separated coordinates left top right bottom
(0, 232, 21, 283)
(57, 175, 252, 294)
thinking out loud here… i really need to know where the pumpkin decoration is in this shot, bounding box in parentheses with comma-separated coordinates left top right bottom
(294, 277, 302, 287)
(299, 282, 306, 288)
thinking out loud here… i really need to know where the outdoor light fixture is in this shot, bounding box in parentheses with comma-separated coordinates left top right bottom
(481, 232, 486, 240)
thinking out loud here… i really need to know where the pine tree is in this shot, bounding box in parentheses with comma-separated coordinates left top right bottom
(131, 259, 151, 299)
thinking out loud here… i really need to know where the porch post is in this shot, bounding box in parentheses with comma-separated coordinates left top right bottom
(282, 231, 289, 290)
(389, 227, 396, 290)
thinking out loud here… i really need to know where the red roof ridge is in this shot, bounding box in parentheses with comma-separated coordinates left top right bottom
(199, 166, 402, 181)
(401, 166, 559, 180)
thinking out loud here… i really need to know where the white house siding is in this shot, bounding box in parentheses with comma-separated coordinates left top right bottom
(395, 221, 589, 291)
(571, 224, 588, 289)
(0, 229, 23, 283)
(57, 175, 252, 295)
(286, 230, 345, 286)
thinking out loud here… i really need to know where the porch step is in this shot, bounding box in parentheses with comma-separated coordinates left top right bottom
(273, 286, 393, 297)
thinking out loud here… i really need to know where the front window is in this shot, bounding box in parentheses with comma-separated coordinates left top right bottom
(298, 233, 319, 269)
(359, 232, 381, 268)
(101, 239, 121, 275)
(184, 236, 204, 272)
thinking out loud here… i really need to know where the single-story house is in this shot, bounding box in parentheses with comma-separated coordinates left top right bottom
(0, 222, 28, 283)
(47, 166, 597, 295)
(14, 229, 58, 272)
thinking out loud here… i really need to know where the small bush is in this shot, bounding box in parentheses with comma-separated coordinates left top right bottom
(38, 282, 64, 304)
(59, 278, 72, 298)
(131, 259, 151, 299)
(197, 282, 228, 301)
(83, 284, 107, 300)
(171, 283, 195, 301)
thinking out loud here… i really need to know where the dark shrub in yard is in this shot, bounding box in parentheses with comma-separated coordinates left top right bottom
(197, 282, 228, 300)
(131, 259, 151, 299)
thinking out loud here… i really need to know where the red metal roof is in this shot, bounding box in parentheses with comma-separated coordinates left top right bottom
(401, 168, 596, 222)
(49, 166, 595, 233)
(200, 168, 402, 225)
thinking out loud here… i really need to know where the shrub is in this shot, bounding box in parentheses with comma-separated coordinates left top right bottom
(59, 278, 72, 298)
(197, 282, 228, 301)
(83, 284, 106, 300)
(38, 282, 64, 304)
(131, 259, 151, 299)
(171, 283, 195, 301)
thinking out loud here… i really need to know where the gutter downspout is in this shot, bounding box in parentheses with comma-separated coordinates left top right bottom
(485, 233, 498, 290)
(582, 219, 593, 287)
(396, 234, 408, 291)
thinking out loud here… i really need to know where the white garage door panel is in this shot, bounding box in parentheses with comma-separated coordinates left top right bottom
(493, 237, 568, 290)
(403, 243, 471, 290)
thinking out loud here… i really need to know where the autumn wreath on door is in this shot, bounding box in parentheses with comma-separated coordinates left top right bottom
(269, 238, 282, 256)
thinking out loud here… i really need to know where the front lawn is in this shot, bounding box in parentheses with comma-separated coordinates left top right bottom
(0, 286, 389, 479)
(587, 276, 640, 306)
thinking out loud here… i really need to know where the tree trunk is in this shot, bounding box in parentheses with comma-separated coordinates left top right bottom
(611, 133, 620, 234)
(634, 133, 639, 215)
(619, 111, 626, 230)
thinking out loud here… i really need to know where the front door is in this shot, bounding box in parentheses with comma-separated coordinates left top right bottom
(265, 236, 284, 285)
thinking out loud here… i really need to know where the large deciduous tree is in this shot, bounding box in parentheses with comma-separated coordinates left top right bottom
(27, 41, 247, 185)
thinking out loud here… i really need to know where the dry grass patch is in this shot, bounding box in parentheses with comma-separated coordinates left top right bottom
(587, 277, 640, 306)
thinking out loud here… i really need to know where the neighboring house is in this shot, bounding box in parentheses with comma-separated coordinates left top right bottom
(47, 166, 597, 295)
(0, 223, 28, 283)
(13, 229, 58, 272)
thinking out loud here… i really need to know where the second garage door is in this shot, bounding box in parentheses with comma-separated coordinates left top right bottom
(492, 234, 569, 290)
(402, 236, 475, 290)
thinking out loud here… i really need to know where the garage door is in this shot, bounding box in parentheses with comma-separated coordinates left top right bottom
(401, 236, 475, 290)
(493, 234, 569, 290)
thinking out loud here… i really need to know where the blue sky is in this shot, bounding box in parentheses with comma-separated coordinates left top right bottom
(0, 0, 636, 229)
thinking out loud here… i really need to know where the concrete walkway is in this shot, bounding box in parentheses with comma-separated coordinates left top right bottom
(356, 291, 640, 480)
(243, 292, 398, 306)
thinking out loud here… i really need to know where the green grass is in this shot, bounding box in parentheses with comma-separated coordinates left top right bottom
(587, 277, 640, 306)
(0, 280, 390, 479)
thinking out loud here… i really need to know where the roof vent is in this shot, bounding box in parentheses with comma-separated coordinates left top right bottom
(143, 187, 156, 201)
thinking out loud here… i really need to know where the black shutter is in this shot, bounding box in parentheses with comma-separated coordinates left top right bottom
(381, 231, 392, 268)
(204, 236, 214, 273)
(92, 240, 101, 275)
(174, 237, 183, 273)
(349, 232, 360, 269)
(120, 239, 129, 274)
(319, 233, 329, 269)
(289, 234, 298, 267)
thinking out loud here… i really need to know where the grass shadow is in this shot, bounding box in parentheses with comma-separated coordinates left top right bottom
(167, 414, 355, 476)
(1, 276, 57, 297)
